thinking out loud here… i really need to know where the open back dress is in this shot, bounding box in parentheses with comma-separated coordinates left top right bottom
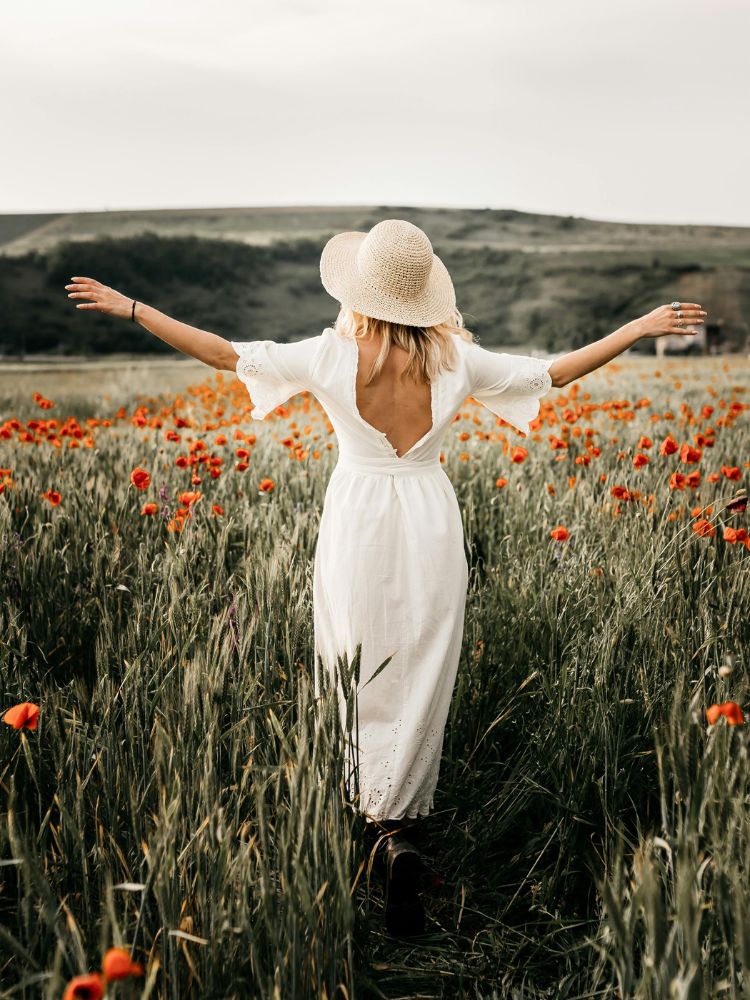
(231, 326, 554, 823)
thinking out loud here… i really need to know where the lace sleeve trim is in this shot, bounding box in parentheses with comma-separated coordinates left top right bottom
(473, 356, 554, 436)
(506, 354, 554, 395)
(231, 340, 302, 419)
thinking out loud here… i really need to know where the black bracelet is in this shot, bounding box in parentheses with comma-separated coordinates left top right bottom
(131, 299, 137, 322)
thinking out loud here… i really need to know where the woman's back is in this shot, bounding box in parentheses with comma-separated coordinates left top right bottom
(353, 333, 434, 459)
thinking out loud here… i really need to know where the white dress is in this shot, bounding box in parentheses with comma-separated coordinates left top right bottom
(231, 327, 554, 823)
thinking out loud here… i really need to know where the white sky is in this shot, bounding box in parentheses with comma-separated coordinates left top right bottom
(1, 0, 748, 226)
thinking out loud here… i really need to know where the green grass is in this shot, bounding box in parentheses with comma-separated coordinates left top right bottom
(1, 356, 749, 997)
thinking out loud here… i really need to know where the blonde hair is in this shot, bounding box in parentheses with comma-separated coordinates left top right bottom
(333, 304, 475, 386)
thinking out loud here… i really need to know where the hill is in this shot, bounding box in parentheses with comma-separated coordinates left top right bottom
(1, 205, 748, 356)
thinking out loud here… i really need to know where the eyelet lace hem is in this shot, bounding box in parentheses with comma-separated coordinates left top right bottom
(343, 717, 444, 823)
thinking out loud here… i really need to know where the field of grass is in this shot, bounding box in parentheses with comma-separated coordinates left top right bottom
(1, 353, 749, 998)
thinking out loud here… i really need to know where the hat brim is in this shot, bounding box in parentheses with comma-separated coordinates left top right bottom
(319, 230, 457, 328)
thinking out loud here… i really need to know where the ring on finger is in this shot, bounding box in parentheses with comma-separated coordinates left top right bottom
(671, 301, 680, 310)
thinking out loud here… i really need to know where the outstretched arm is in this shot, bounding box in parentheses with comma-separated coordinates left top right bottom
(65, 277, 239, 370)
(550, 301, 707, 387)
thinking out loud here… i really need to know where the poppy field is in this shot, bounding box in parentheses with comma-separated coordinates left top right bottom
(1, 352, 749, 998)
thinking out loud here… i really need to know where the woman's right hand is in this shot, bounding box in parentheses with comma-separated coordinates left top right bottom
(65, 277, 134, 320)
(634, 302, 707, 339)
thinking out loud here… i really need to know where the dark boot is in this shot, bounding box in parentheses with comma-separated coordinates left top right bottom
(380, 832, 425, 936)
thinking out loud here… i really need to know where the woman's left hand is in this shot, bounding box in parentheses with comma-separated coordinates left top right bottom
(65, 277, 134, 319)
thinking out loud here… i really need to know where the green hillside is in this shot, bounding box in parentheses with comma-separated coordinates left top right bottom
(1, 205, 748, 356)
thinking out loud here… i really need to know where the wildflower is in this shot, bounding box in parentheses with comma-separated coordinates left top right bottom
(611, 485, 636, 502)
(721, 466, 742, 481)
(2, 701, 40, 730)
(495, 477, 508, 489)
(140, 503, 159, 516)
(212, 504, 224, 516)
(550, 526, 570, 542)
(706, 701, 744, 726)
(692, 518, 716, 538)
(33, 392, 55, 409)
(259, 478, 275, 493)
(130, 467, 151, 490)
(691, 505, 713, 517)
(178, 491, 202, 507)
(659, 435, 679, 456)
(62, 974, 105, 1000)
(679, 443, 702, 464)
(723, 527, 748, 544)
(41, 489, 62, 506)
(510, 446, 528, 464)
(102, 946, 144, 981)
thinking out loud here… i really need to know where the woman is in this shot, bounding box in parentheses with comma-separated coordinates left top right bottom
(66, 218, 706, 936)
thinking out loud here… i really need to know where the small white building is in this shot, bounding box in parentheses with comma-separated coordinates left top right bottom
(655, 325, 707, 357)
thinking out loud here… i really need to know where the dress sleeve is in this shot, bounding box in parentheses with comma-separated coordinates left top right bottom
(230, 334, 324, 419)
(466, 341, 555, 435)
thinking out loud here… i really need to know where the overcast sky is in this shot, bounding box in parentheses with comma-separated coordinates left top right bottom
(1, 0, 748, 226)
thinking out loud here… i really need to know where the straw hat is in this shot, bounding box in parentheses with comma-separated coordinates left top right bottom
(319, 218, 457, 327)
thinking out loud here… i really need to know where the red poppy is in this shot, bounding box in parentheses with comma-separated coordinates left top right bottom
(723, 527, 748, 544)
(679, 444, 702, 464)
(707, 701, 744, 726)
(550, 526, 570, 542)
(130, 467, 151, 490)
(41, 489, 62, 506)
(140, 503, 159, 516)
(178, 491, 202, 507)
(102, 946, 144, 981)
(62, 973, 105, 1000)
(721, 466, 742, 481)
(259, 478, 275, 493)
(659, 435, 679, 456)
(692, 518, 716, 538)
(3, 702, 40, 730)
(33, 392, 55, 409)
